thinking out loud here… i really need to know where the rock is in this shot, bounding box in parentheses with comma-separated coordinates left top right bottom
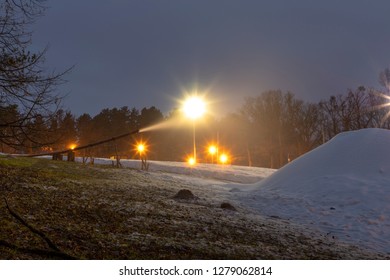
(173, 189, 198, 200)
(221, 202, 237, 211)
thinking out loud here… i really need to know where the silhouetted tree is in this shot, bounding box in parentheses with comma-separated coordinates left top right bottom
(0, 105, 20, 151)
(0, 0, 70, 151)
(239, 90, 323, 168)
(241, 90, 289, 168)
(139, 106, 164, 128)
(76, 113, 93, 146)
(319, 86, 390, 140)
(58, 111, 77, 149)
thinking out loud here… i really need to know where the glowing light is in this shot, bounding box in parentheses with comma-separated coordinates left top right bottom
(181, 94, 207, 163)
(182, 96, 206, 120)
(134, 141, 148, 155)
(188, 157, 196, 166)
(42, 146, 53, 152)
(219, 153, 228, 164)
(137, 144, 145, 153)
(371, 92, 390, 125)
(69, 144, 76, 150)
(208, 145, 217, 155)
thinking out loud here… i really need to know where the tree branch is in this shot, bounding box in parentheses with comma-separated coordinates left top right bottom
(3, 197, 77, 259)
(0, 239, 77, 259)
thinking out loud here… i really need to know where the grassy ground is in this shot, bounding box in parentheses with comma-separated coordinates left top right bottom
(0, 155, 386, 260)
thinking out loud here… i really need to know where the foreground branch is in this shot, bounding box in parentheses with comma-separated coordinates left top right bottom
(0, 240, 76, 260)
(3, 198, 77, 259)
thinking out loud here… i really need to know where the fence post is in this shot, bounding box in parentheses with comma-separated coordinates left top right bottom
(67, 150, 75, 162)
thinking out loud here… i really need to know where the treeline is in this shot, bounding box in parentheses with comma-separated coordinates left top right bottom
(224, 86, 390, 168)
(2, 86, 390, 168)
(0, 106, 165, 155)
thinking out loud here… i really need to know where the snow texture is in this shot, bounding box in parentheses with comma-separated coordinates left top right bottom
(235, 128, 390, 254)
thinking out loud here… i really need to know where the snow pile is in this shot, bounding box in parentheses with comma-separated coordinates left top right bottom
(237, 128, 390, 253)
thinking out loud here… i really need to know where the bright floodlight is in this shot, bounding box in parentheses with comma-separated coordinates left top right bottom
(219, 153, 228, 164)
(208, 145, 217, 155)
(183, 96, 206, 120)
(137, 144, 145, 153)
(188, 157, 196, 166)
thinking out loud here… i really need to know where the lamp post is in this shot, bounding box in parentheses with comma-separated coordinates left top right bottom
(68, 143, 76, 162)
(182, 96, 205, 164)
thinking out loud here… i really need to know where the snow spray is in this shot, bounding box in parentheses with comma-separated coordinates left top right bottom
(139, 117, 185, 133)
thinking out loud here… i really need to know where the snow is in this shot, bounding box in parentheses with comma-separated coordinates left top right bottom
(33, 128, 390, 254)
(232, 128, 390, 254)
(92, 158, 274, 184)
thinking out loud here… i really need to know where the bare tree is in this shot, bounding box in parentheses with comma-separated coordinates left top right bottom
(379, 68, 390, 91)
(0, 0, 70, 152)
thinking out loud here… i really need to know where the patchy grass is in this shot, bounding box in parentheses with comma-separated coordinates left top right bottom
(0, 156, 386, 260)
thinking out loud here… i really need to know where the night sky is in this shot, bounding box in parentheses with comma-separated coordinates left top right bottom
(32, 0, 390, 117)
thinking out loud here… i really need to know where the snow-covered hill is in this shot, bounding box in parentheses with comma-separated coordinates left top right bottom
(234, 128, 390, 254)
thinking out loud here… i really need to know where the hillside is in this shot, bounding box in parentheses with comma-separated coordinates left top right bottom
(0, 156, 384, 259)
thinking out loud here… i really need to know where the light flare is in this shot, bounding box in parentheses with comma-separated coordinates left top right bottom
(182, 96, 206, 120)
(137, 144, 145, 153)
(134, 141, 148, 155)
(188, 157, 196, 166)
(208, 145, 217, 155)
(219, 153, 229, 164)
(370, 91, 390, 125)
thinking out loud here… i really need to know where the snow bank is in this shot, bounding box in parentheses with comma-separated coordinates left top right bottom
(238, 128, 390, 253)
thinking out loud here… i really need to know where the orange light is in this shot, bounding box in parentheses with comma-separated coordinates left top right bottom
(137, 144, 145, 153)
(219, 153, 228, 164)
(188, 157, 196, 166)
(208, 145, 217, 155)
(69, 144, 76, 150)
(134, 141, 148, 155)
